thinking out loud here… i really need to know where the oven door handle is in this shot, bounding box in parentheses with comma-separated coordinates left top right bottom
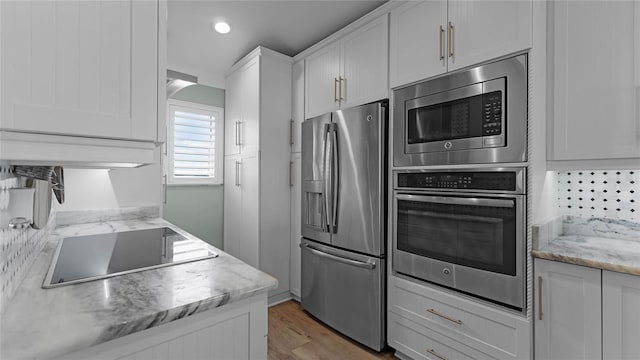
(395, 194, 515, 208)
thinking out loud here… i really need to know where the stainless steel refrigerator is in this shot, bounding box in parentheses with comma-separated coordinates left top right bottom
(300, 101, 386, 351)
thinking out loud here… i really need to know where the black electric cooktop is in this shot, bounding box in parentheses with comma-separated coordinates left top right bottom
(43, 227, 218, 288)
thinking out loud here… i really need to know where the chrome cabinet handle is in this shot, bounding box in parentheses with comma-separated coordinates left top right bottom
(439, 25, 445, 60)
(538, 276, 543, 321)
(448, 21, 454, 58)
(163, 174, 167, 204)
(334, 78, 339, 102)
(338, 76, 344, 102)
(235, 161, 241, 187)
(289, 161, 294, 187)
(300, 243, 375, 269)
(427, 349, 447, 360)
(426, 308, 463, 325)
(289, 119, 294, 145)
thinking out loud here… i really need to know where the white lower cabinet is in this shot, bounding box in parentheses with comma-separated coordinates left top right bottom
(602, 270, 640, 359)
(534, 259, 640, 360)
(388, 275, 531, 360)
(534, 259, 601, 360)
(59, 294, 268, 360)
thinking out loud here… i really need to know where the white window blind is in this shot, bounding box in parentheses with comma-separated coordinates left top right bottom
(168, 102, 224, 185)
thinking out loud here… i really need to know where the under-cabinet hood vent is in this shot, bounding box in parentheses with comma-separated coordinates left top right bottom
(166, 69, 198, 97)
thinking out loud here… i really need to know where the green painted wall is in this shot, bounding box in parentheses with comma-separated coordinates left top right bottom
(163, 84, 225, 249)
(170, 84, 225, 108)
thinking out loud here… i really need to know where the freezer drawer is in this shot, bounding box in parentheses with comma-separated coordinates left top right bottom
(300, 239, 385, 351)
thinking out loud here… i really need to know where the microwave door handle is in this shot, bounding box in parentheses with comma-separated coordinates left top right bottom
(323, 124, 332, 232)
(331, 124, 338, 229)
(395, 194, 514, 208)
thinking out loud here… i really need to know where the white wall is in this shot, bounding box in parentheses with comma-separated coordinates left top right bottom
(53, 149, 163, 212)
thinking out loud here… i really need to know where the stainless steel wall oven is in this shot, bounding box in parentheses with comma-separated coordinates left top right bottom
(392, 167, 526, 311)
(393, 54, 527, 167)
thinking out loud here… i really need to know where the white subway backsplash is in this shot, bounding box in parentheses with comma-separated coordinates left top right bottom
(557, 170, 639, 221)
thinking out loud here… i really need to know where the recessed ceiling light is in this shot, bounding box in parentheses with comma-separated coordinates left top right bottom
(214, 22, 231, 34)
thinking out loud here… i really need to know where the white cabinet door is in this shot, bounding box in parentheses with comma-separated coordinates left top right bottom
(224, 70, 242, 156)
(549, 0, 640, 161)
(238, 153, 260, 269)
(224, 57, 260, 156)
(289, 153, 302, 298)
(239, 58, 260, 155)
(0, 0, 158, 141)
(340, 14, 389, 109)
(305, 43, 340, 119)
(291, 61, 304, 153)
(603, 270, 640, 359)
(534, 259, 602, 360)
(223, 156, 242, 258)
(447, 0, 531, 72)
(390, 0, 447, 88)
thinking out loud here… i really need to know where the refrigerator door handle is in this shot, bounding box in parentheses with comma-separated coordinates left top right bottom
(323, 123, 332, 232)
(300, 243, 375, 269)
(330, 125, 339, 229)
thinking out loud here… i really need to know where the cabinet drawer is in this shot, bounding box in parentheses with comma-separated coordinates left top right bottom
(389, 276, 530, 359)
(388, 312, 490, 360)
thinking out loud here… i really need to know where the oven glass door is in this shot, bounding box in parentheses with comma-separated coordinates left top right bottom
(395, 193, 517, 275)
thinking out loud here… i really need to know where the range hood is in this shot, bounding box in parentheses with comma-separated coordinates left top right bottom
(166, 69, 198, 97)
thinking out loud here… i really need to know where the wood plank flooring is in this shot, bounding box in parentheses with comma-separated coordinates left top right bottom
(268, 300, 398, 360)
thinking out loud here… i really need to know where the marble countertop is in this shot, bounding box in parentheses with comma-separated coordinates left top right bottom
(0, 218, 278, 360)
(532, 235, 640, 275)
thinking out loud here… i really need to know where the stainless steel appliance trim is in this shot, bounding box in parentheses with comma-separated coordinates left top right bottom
(393, 167, 526, 195)
(300, 243, 375, 269)
(395, 194, 514, 208)
(393, 54, 527, 166)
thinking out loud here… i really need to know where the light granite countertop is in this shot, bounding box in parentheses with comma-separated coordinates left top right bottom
(533, 235, 640, 275)
(532, 217, 640, 275)
(0, 217, 278, 360)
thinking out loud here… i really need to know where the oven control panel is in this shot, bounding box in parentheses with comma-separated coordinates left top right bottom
(397, 171, 517, 191)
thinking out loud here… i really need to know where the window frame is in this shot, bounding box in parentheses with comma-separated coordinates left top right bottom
(166, 99, 224, 185)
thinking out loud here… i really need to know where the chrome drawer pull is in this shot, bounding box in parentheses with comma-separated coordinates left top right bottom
(426, 308, 463, 325)
(427, 348, 447, 360)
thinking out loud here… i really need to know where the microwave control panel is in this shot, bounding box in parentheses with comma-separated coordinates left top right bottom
(482, 91, 503, 136)
(397, 171, 516, 191)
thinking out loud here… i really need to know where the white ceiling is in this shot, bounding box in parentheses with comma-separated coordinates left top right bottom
(167, 0, 387, 89)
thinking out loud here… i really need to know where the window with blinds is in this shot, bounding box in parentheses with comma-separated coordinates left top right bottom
(167, 102, 224, 185)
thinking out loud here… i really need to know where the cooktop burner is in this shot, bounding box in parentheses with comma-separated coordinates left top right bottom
(43, 227, 218, 288)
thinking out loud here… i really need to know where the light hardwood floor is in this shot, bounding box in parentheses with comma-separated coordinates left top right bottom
(268, 300, 398, 360)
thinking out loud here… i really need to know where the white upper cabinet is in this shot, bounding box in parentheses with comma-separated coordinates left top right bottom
(390, 0, 531, 89)
(0, 0, 158, 142)
(548, 1, 640, 164)
(305, 42, 341, 118)
(224, 57, 260, 156)
(305, 14, 389, 119)
(291, 61, 304, 153)
(447, 0, 531, 72)
(390, 1, 447, 88)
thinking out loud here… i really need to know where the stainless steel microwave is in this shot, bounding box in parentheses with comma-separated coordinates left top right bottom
(393, 54, 527, 166)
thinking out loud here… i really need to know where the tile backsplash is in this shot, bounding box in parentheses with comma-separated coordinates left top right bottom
(0, 166, 54, 315)
(557, 170, 639, 221)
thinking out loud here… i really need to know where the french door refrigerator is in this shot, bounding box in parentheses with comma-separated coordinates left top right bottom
(300, 101, 387, 351)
